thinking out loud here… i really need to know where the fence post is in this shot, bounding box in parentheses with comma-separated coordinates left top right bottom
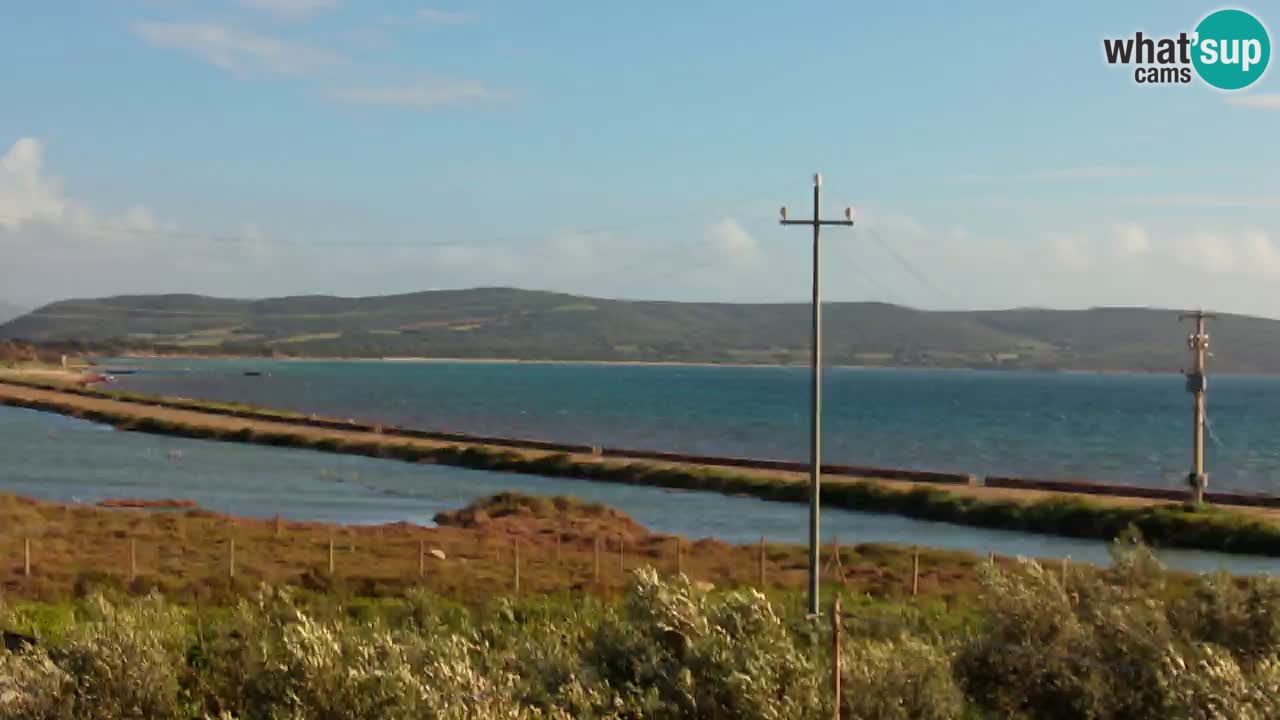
(129, 538, 137, 582)
(618, 534, 625, 574)
(514, 540, 521, 594)
(832, 595, 842, 718)
(23, 537, 31, 578)
(229, 538, 236, 578)
(758, 536, 766, 588)
(328, 532, 335, 575)
(418, 539, 425, 578)
(912, 549, 920, 597)
(274, 515, 283, 539)
(593, 535, 601, 585)
(1062, 556, 1070, 585)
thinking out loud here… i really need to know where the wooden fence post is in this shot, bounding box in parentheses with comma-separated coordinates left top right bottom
(129, 538, 137, 582)
(328, 532, 335, 575)
(912, 549, 920, 597)
(229, 538, 236, 578)
(1062, 556, 1070, 585)
(758, 536, 766, 588)
(418, 539, 426, 578)
(618, 534, 625, 574)
(274, 515, 283, 539)
(832, 595, 842, 718)
(23, 537, 31, 578)
(514, 540, 521, 594)
(593, 535, 601, 585)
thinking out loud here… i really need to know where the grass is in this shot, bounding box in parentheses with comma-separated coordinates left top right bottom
(0, 492, 1002, 608)
(4, 378, 1280, 557)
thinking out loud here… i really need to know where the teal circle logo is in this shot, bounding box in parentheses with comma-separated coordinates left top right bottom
(1192, 9, 1270, 90)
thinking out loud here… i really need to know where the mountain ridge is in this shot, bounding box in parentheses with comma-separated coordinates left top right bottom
(2, 287, 1275, 373)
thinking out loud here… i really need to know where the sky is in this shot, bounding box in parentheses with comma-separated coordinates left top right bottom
(1, 0, 1278, 315)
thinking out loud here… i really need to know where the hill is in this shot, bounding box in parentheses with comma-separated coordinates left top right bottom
(1, 287, 1275, 372)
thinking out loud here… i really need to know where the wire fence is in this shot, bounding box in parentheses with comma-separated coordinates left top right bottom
(0, 511, 981, 604)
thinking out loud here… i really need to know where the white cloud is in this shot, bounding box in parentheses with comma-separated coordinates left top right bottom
(0, 137, 271, 303)
(1241, 230, 1280, 276)
(331, 79, 505, 109)
(709, 218, 763, 269)
(1047, 232, 1092, 270)
(1113, 221, 1151, 258)
(130, 21, 344, 76)
(237, 0, 338, 20)
(1174, 232, 1235, 274)
(1225, 93, 1280, 109)
(864, 211, 927, 238)
(0, 138, 67, 229)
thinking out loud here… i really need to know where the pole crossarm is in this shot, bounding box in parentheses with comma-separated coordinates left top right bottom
(778, 173, 856, 617)
(781, 219, 856, 227)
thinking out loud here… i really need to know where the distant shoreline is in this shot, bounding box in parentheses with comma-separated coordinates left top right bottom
(97, 352, 1195, 377)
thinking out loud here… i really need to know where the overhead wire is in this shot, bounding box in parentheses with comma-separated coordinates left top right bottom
(859, 222, 962, 307)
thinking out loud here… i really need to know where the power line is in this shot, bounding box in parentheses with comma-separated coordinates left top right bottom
(828, 239, 911, 307)
(859, 223, 960, 306)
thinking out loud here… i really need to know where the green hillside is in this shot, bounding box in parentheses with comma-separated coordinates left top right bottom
(1, 287, 1273, 372)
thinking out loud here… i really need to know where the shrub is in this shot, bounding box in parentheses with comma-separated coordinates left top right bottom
(588, 568, 824, 719)
(840, 637, 965, 720)
(956, 544, 1280, 719)
(6, 593, 192, 720)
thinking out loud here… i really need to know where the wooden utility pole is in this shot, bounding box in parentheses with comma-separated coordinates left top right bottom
(1181, 311, 1215, 504)
(780, 174, 855, 616)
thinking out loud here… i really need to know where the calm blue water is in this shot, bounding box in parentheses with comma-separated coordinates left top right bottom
(3, 405, 1279, 575)
(108, 359, 1280, 494)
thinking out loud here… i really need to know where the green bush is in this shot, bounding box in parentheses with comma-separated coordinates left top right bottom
(840, 637, 965, 720)
(954, 544, 1280, 719)
(4, 544, 1280, 718)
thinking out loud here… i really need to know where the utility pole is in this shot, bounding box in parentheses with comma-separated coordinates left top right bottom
(780, 173, 855, 616)
(1180, 310, 1215, 504)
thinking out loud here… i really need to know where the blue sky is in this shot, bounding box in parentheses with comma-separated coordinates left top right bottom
(1, 1, 1278, 315)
